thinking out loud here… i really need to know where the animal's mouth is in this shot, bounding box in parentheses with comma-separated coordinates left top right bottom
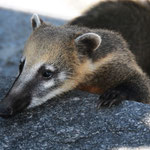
(0, 96, 31, 118)
(12, 100, 31, 117)
(0, 106, 13, 118)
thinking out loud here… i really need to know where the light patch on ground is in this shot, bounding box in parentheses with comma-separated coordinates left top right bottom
(115, 147, 150, 150)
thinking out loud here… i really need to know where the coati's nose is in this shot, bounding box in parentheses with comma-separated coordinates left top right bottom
(0, 102, 13, 118)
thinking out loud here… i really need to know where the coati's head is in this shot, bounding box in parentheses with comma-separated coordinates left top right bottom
(0, 14, 102, 117)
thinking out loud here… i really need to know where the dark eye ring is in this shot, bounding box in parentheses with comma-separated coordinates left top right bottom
(42, 70, 53, 78)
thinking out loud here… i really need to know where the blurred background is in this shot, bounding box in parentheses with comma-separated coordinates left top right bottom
(0, 0, 100, 76)
(0, 0, 100, 20)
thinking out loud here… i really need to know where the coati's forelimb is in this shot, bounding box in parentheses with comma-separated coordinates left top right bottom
(98, 76, 150, 108)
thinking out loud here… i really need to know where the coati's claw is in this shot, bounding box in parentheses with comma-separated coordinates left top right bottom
(97, 89, 123, 108)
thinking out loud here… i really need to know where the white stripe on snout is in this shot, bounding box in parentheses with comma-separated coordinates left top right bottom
(28, 71, 67, 108)
(43, 79, 55, 88)
(58, 72, 66, 81)
(28, 87, 64, 108)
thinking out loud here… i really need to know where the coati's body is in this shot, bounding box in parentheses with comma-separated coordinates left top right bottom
(0, 0, 150, 117)
(70, 0, 150, 75)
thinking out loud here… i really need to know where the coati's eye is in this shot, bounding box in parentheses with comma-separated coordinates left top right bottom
(19, 58, 25, 73)
(42, 70, 53, 78)
(40, 65, 56, 79)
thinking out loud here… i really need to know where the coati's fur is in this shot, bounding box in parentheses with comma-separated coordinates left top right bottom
(25, 23, 150, 107)
(0, 0, 150, 117)
(70, 0, 150, 75)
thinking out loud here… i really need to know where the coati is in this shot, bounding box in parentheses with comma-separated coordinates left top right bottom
(0, 0, 150, 117)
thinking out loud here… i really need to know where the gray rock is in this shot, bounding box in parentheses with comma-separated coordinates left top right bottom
(0, 76, 150, 150)
(0, 7, 150, 150)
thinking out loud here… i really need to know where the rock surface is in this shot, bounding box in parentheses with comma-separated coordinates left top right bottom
(0, 7, 150, 150)
(0, 76, 150, 150)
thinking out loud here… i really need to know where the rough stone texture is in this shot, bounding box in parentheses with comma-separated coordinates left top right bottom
(0, 7, 150, 150)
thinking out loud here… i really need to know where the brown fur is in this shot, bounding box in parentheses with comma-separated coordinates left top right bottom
(66, 0, 150, 107)
(27, 24, 150, 106)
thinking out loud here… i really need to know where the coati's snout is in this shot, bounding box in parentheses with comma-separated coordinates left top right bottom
(0, 14, 102, 117)
(0, 56, 71, 117)
(0, 56, 69, 117)
(0, 99, 13, 118)
(0, 93, 31, 118)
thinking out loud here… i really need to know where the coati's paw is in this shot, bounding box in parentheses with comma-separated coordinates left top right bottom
(97, 89, 125, 108)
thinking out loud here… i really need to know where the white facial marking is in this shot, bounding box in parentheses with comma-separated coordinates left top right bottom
(28, 78, 77, 109)
(45, 65, 55, 72)
(16, 56, 26, 77)
(58, 72, 66, 81)
(28, 71, 67, 108)
(20, 56, 26, 63)
(28, 87, 64, 108)
(43, 79, 55, 89)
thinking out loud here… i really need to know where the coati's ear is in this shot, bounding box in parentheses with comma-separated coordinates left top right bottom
(31, 14, 44, 30)
(75, 33, 102, 55)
